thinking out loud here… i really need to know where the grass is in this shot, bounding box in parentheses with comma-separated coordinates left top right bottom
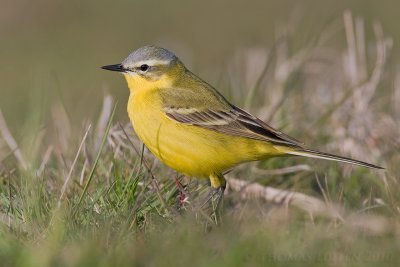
(1, 12, 400, 266)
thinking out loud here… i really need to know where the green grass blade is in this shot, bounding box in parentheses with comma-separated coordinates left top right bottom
(73, 103, 117, 216)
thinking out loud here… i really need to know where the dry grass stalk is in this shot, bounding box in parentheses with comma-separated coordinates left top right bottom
(58, 124, 92, 206)
(227, 177, 343, 220)
(0, 109, 27, 170)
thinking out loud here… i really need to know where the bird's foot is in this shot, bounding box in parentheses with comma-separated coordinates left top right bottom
(201, 186, 225, 224)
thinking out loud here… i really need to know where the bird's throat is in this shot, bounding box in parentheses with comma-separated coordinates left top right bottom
(123, 73, 175, 93)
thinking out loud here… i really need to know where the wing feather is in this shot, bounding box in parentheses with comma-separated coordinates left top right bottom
(164, 105, 304, 147)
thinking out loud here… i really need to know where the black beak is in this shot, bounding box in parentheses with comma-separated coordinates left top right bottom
(101, 64, 125, 72)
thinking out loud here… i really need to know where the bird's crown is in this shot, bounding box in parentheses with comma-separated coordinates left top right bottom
(122, 46, 179, 69)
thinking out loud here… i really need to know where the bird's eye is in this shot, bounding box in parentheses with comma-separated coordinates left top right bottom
(140, 64, 149, 72)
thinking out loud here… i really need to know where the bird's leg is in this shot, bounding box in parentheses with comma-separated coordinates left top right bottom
(204, 173, 226, 224)
(172, 174, 187, 208)
(211, 186, 225, 223)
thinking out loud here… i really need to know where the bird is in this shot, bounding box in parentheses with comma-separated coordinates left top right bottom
(101, 45, 383, 199)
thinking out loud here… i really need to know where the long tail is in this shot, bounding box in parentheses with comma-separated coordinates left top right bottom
(285, 148, 384, 169)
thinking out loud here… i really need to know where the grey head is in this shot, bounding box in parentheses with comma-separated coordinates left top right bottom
(122, 46, 178, 68)
(101, 46, 182, 77)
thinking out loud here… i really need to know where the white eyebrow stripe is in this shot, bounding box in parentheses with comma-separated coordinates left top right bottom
(135, 59, 170, 66)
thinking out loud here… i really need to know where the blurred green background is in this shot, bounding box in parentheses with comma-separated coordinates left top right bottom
(1, 1, 399, 266)
(1, 0, 399, 127)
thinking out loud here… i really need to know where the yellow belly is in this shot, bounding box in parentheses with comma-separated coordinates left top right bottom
(127, 91, 284, 178)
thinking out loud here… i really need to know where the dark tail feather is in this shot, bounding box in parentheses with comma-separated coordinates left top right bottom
(286, 148, 384, 170)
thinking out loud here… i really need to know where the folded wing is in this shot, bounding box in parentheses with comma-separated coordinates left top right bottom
(164, 103, 304, 148)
